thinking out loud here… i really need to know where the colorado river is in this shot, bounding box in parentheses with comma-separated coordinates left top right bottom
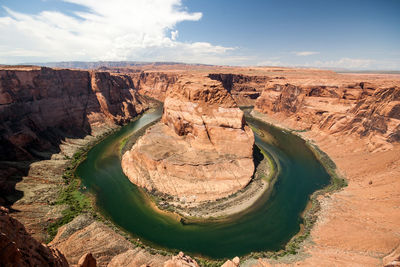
(76, 106, 331, 259)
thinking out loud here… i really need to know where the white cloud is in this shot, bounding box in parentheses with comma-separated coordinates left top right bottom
(308, 57, 374, 69)
(0, 0, 234, 64)
(170, 30, 179, 41)
(293, 51, 320, 56)
(256, 57, 379, 70)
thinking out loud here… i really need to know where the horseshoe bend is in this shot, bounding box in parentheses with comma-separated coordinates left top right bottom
(1, 64, 399, 266)
(121, 77, 256, 203)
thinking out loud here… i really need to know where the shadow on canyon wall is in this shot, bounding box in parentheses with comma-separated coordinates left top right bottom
(0, 67, 149, 209)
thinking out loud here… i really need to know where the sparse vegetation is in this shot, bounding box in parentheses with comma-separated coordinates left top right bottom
(46, 128, 120, 242)
(47, 146, 94, 241)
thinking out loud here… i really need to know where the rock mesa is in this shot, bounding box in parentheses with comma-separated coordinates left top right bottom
(122, 76, 255, 202)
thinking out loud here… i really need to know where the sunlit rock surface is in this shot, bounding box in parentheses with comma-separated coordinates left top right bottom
(122, 76, 254, 202)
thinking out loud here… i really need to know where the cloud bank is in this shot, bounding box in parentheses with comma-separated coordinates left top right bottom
(293, 51, 320, 56)
(0, 0, 233, 64)
(258, 57, 381, 70)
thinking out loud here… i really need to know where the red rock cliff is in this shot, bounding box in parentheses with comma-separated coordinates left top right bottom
(0, 67, 148, 162)
(255, 82, 400, 151)
(208, 73, 270, 105)
(129, 71, 179, 101)
(0, 206, 69, 267)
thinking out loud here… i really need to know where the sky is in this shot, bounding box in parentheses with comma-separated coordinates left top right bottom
(0, 0, 399, 70)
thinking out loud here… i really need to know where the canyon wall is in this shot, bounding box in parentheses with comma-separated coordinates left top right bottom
(129, 71, 179, 101)
(0, 66, 150, 213)
(255, 82, 400, 151)
(122, 75, 255, 202)
(0, 67, 148, 162)
(208, 73, 270, 105)
(128, 71, 269, 104)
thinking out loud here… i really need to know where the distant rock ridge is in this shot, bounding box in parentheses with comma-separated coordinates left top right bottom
(122, 76, 255, 202)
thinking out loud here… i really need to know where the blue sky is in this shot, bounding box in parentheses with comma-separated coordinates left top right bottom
(0, 0, 399, 69)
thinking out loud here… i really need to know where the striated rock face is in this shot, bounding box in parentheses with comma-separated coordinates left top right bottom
(208, 73, 270, 105)
(50, 214, 169, 267)
(122, 76, 255, 202)
(130, 71, 179, 101)
(255, 83, 400, 151)
(127, 71, 269, 104)
(0, 67, 148, 162)
(0, 67, 149, 200)
(0, 206, 68, 267)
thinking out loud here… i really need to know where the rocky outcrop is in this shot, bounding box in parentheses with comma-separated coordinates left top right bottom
(77, 253, 97, 267)
(122, 76, 255, 202)
(255, 83, 400, 151)
(163, 252, 199, 267)
(384, 244, 400, 267)
(221, 256, 240, 267)
(0, 206, 68, 267)
(50, 215, 133, 266)
(208, 73, 270, 105)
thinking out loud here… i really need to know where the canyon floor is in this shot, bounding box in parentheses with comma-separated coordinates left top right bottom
(1, 64, 399, 266)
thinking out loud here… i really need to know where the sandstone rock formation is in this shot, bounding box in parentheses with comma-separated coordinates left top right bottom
(130, 71, 179, 101)
(122, 76, 255, 202)
(78, 253, 97, 267)
(0, 67, 148, 162)
(50, 214, 170, 266)
(163, 252, 199, 267)
(221, 256, 240, 267)
(0, 206, 68, 267)
(208, 73, 270, 105)
(0, 66, 150, 206)
(255, 82, 400, 151)
(2, 65, 400, 267)
(384, 244, 400, 267)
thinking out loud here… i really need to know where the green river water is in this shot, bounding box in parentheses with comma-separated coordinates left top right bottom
(76, 107, 331, 259)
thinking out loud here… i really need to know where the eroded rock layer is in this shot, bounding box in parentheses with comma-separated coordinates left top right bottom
(0, 206, 68, 267)
(0, 67, 148, 162)
(0, 66, 149, 204)
(122, 76, 254, 202)
(130, 71, 179, 101)
(255, 82, 400, 151)
(208, 73, 270, 105)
